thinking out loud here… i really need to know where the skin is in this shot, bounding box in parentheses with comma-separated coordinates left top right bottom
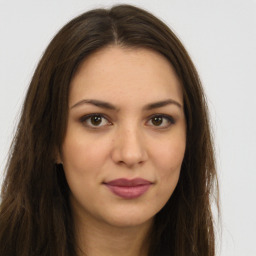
(59, 46, 186, 256)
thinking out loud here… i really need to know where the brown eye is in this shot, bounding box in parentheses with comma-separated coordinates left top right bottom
(151, 116, 163, 126)
(90, 115, 103, 126)
(147, 114, 175, 128)
(80, 114, 111, 128)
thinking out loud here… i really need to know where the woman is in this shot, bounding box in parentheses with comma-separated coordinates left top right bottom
(0, 4, 219, 256)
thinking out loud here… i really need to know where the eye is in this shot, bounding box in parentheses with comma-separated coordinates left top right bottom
(80, 114, 111, 128)
(146, 114, 175, 128)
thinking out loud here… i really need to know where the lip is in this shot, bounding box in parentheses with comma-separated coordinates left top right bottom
(104, 178, 152, 199)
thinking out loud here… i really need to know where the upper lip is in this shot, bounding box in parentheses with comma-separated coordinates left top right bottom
(104, 178, 152, 187)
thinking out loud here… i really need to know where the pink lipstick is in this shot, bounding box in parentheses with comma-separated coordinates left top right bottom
(104, 178, 152, 199)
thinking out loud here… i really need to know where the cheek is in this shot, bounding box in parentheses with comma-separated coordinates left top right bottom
(153, 136, 186, 172)
(152, 135, 185, 194)
(61, 134, 109, 202)
(61, 130, 112, 179)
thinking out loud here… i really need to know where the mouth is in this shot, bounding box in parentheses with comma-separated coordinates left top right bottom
(103, 178, 152, 199)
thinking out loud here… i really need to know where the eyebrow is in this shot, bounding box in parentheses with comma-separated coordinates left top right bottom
(70, 99, 182, 110)
(143, 99, 182, 110)
(71, 99, 117, 110)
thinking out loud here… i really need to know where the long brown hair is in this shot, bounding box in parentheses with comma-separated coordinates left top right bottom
(0, 4, 219, 256)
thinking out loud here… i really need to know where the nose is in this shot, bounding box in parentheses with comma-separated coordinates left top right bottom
(111, 125, 148, 168)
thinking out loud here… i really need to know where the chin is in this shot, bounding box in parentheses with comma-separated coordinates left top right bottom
(100, 208, 155, 229)
(108, 217, 153, 229)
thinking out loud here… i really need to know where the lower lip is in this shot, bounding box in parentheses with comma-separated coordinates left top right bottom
(105, 184, 151, 199)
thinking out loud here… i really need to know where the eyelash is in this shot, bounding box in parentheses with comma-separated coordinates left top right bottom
(79, 114, 111, 129)
(147, 114, 175, 128)
(79, 113, 175, 129)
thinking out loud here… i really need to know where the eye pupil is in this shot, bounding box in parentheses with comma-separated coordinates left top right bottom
(152, 116, 163, 126)
(91, 115, 102, 126)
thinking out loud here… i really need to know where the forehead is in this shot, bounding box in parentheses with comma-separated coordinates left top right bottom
(69, 46, 183, 107)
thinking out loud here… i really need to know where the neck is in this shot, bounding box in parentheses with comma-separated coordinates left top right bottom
(73, 211, 153, 256)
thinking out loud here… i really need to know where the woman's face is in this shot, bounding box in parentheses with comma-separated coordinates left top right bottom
(60, 46, 186, 228)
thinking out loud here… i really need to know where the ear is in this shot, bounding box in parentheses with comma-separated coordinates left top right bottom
(56, 155, 63, 164)
(55, 148, 63, 164)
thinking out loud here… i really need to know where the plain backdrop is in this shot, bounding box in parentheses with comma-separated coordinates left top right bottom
(0, 0, 255, 255)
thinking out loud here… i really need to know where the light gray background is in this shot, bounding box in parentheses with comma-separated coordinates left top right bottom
(0, 0, 255, 255)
